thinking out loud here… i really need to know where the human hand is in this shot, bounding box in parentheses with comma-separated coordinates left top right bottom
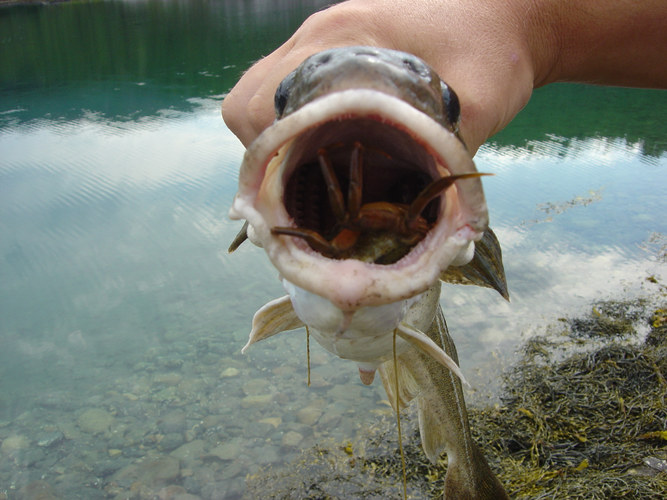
(222, 0, 666, 154)
(222, 0, 538, 155)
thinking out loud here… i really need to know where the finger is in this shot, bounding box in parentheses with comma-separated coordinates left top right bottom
(222, 42, 293, 146)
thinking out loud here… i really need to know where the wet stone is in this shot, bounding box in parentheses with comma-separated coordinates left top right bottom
(14, 447, 45, 467)
(158, 409, 187, 434)
(296, 407, 322, 426)
(18, 480, 60, 500)
(159, 432, 185, 452)
(113, 455, 180, 488)
(170, 439, 206, 464)
(91, 458, 128, 478)
(241, 394, 273, 408)
(220, 367, 240, 378)
(36, 391, 76, 411)
(36, 431, 64, 448)
(258, 417, 282, 429)
(153, 372, 183, 387)
(220, 460, 244, 481)
(242, 378, 270, 396)
(78, 408, 114, 434)
(0, 434, 30, 455)
(255, 445, 280, 465)
(203, 441, 241, 462)
(155, 485, 187, 499)
(281, 430, 303, 447)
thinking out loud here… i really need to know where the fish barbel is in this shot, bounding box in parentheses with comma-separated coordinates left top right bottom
(228, 46, 509, 498)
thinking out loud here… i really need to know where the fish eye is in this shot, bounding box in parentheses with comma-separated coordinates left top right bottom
(441, 81, 461, 129)
(274, 70, 297, 118)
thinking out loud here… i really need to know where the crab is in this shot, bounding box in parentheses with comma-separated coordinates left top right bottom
(271, 141, 488, 263)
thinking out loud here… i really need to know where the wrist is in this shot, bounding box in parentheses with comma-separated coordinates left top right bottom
(522, 0, 667, 88)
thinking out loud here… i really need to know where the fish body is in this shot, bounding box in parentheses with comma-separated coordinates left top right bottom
(229, 46, 508, 498)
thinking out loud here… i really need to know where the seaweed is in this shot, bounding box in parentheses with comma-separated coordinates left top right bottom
(245, 296, 667, 499)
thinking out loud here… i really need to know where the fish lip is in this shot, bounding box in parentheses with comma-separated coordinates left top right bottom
(230, 89, 488, 311)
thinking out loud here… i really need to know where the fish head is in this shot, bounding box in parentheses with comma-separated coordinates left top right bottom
(229, 46, 488, 312)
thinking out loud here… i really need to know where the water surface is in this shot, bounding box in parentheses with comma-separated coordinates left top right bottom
(0, 1, 665, 498)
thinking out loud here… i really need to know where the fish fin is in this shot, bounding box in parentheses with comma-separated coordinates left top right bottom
(395, 323, 470, 388)
(417, 392, 452, 464)
(377, 352, 421, 412)
(440, 228, 510, 301)
(242, 295, 304, 353)
(228, 221, 249, 253)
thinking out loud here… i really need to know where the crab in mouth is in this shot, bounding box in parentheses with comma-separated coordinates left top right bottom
(230, 85, 488, 311)
(273, 137, 488, 264)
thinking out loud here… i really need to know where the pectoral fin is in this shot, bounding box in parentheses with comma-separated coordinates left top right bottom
(440, 228, 509, 301)
(378, 353, 421, 412)
(228, 221, 249, 253)
(242, 295, 304, 353)
(395, 323, 470, 388)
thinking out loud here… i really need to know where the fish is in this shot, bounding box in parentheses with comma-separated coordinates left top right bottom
(228, 46, 509, 498)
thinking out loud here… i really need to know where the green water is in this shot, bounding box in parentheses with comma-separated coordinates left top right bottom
(0, 1, 665, 498)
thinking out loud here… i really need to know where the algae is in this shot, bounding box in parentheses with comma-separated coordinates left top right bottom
(245, 290, 667, 499)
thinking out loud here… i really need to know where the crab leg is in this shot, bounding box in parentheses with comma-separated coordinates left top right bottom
(317, 148, 347, 223)
(347, 142, 364, 219)
(405, 172, 492, 231)
(271, 226, 340, 256)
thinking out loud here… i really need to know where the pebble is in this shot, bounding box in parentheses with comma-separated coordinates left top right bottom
(158, 409, 187, 434)
(281, 430, 303, 447)
(159, 432, 185, 452)
(170, 440, 206, 463)
(113, 455, 180, 487)
(242, 378, 270, 396)
(153, 372, 184, 387)
(0, 434, 30, 455)
(296, 407, 322, 426)
(18, 480, 60, 500)
(77, 408, 114, 434)
(220, 367, 240, 378)
(203, 441, 240, 462)
(258, 417, 282, 429)
(241, 394, 273, 408)
(36, 431, 64, 448)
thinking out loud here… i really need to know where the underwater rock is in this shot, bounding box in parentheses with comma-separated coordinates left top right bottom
(258, 417, 282, 429)
(152, 372, 184, 387)
(220, 367, 240, 378)
(1, 434, 30, 455)
(36, 431, 64, 448)
(241, 394, 273, 408)
(170, 440, 206, 464)
(159, 433, 185, 452)
(158, 409, 187, 434)
(113, 455, 180, 488)
(17, 480, 60, 500)
(281, 431, 303, 447)
(77, 408, 114, 434)
(203, 441, 240, 462)
(241, 378, 270, 396)
(296, 407, 322, 426)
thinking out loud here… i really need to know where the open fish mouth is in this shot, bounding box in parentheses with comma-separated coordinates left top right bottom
(229, 49, 489, 311)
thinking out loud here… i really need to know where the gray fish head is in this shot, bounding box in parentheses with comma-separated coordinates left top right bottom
(275, 46, 461, 134)
(229, 47, 488, 312)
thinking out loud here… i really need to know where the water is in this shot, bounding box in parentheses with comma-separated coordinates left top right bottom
(0, 1, 665, 498)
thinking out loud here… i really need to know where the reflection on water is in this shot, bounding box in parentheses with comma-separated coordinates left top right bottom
(0, 1, 665, 498)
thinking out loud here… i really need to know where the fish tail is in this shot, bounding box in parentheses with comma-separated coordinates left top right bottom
(382, 307, 508, 499)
